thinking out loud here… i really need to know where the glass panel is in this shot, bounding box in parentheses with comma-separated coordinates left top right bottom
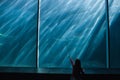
(109, 0, 120, 68)
(39, 0, 107, 69)
(0, 0, 38, 67)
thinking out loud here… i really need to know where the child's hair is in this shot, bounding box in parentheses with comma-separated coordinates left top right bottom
(75, 59, 81, 68)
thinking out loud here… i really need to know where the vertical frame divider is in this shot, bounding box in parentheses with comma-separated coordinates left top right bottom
(36, 0, 40, 70)
(105, 0, 110, 69)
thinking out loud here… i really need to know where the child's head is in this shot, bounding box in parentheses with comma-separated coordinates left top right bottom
(75, 59, 81, 67)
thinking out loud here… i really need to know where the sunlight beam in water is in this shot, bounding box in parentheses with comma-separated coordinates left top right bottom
(39, 0, 107, 68)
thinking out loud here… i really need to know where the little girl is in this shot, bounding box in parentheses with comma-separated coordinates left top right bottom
(69, 57, 84, 80)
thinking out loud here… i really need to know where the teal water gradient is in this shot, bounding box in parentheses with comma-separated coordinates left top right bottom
(39, 0, 107, 68)
(0, 0, 120, 70)
(0, 0, 38, 67)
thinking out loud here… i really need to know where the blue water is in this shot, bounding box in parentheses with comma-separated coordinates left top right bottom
(39, 0, 107, 68)
(0, 0, 38, 67)
(109, 0, 120, 68)
(39, 0, 120, 69)
(0, 0, 120, 70)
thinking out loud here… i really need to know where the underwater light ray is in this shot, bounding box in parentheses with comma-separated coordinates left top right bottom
(40, 0, 107, 68)
(0, 0, 37, 67)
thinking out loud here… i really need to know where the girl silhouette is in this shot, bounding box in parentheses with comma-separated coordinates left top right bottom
(69, 57, 84, 80)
